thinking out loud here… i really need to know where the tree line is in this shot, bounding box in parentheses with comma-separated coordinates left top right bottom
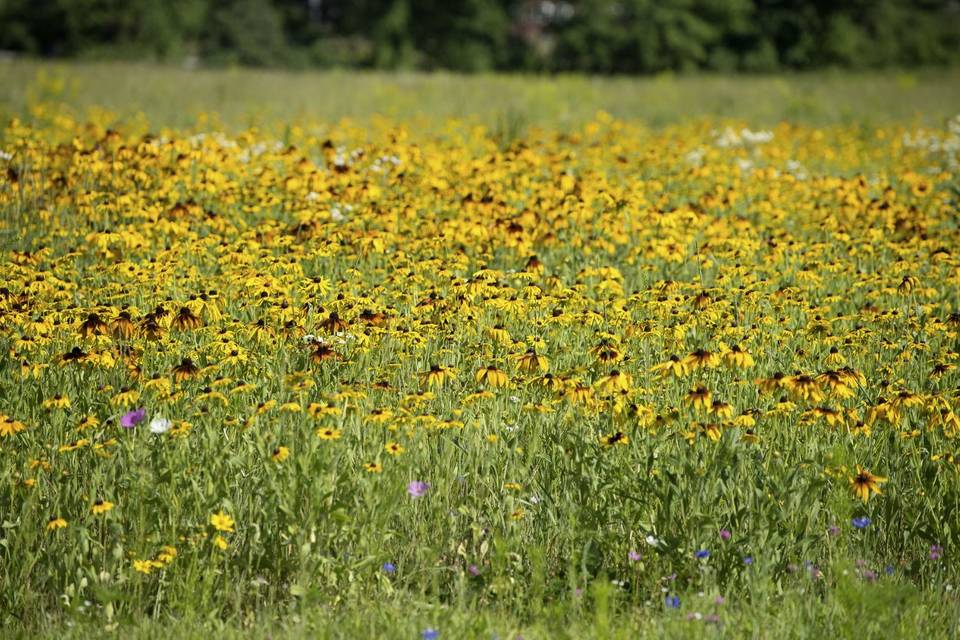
(2, 0, 958, 73)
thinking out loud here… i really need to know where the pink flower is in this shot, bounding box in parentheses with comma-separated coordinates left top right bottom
(719, 529, 731, 541)
(120, 408, 146, 429)
(407, 480, 430, 498)
(628, 550, 642, 562)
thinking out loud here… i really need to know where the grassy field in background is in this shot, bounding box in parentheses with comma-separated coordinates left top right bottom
(2, 62, 960, 639)
(1, 60, 959, 130)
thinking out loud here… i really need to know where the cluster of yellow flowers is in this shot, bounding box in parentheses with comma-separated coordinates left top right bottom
(0, 110, 958, 552)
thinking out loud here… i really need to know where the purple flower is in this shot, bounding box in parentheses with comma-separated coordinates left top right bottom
(665, 595, 681, 609)
(422, 629, 439, 640)
(381, 562, 396, 574)
(628, 550, 642, 562)
(719, 529, 731, 541)
(407, 480, 430, 498)
(828, 525, 841, 536)
(120, 407, 146, 429)
(852, 517, 871, 529)
(743, 556, 753, 565)
(930, 545, 943, 560)
(468, 564, 481, 576)
(695, 549, 710, 559)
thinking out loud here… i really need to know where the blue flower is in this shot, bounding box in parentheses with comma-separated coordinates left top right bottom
(665, 595, 681, 609)
(743, 556, 753, 565)
(695, 549, 710, 559)
(382, 562, 396, 574)
(852, 516, 871, 529)
(422, 629, 439, 640)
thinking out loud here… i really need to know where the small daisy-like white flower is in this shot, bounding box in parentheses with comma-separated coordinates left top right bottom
(149, 416, 172, 434)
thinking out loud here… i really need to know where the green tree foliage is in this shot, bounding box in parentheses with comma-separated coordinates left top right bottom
(0, 0, 957, 72)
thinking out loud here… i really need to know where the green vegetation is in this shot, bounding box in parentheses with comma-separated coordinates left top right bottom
(2, 60, 959, 131)
(1, 0, 958, 73)
(2, 64, 960, 639)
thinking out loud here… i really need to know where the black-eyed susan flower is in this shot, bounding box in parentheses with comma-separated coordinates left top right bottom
(599, 431, 629, 446)
(808, 406, 844, 427)
(0, 415, 26, 437)
(319, 311, 348, 333)
(309, 344, 340, 363)
(47, 516, 67, 532)
(849, 466, 887, 502)
(61, 346, 88, 364)
(589, 339, 622, 364)
(79, 312, 108, 337)
(307, 401, 340, 417)
(315, 427, 342, 440)
(699, 422, 723, 442)
(686, 385, 713, 411)
(58, 439, 90, 453)
(91, 499, 114, 515)
(42, 394, 71, 410)
(197, 387, 228, 405)
(385, 441, 405, 455)
(651, 355, 687, 378)
(271, 446, 290, 463)
(595, 369, 632, 394)
(363, 462, 383, 473)
(172, 306, 203, 330)
(420, 364, 456, 388)
(139, 316, 164, 340)
(515, 349, 549, 374)
(475, 366, 509, 388)
(171, 358, 199, 382)
(710, 400, 735, 419)
(531, 373, 566, 391)
(756, 372, 786, 394)
(683, 349, 720, 371)
(486, 324, 512, 344)
(723, 345, 754, 369)
(824, 346, 846, 367)
(784, 374, 824, 402)
(898, 275, 920, 294)
(110, 387, 140, 407)
(111, 310, 136, 339)
(564, 383, 594, 405)
(818, 370, 855, 399)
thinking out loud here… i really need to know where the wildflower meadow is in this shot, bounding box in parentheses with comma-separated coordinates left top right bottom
(1, 64, 960, 638)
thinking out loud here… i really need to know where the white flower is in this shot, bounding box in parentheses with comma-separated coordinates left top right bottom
(149, 416, 172, 434)
(645, 534, 661, 547)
